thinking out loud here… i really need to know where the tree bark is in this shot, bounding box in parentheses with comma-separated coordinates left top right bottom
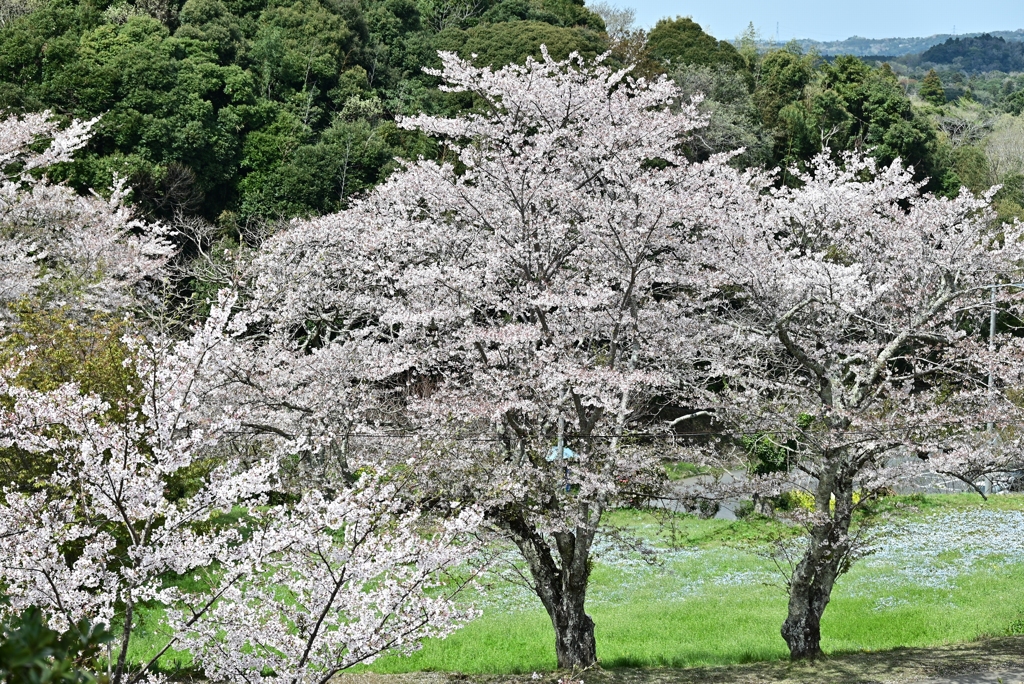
(781, 562, 830, 660)
(112, 599, 133, 684)
(549, 589, 597, 670)
(497, 508, 598, 669)
(781, 461, 854, 660)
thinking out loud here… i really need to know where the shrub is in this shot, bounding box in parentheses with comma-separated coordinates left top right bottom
(0, 604, 111, 684)
(774, 489, 815, 512)
(734, 499, 755, 519)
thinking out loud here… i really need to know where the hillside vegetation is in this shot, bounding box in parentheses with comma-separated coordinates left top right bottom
(780, 29, 1024, 58)
(3, 2, 1014, 229)
(0, 0, 607, 221)
(914, 34, 1024, 72)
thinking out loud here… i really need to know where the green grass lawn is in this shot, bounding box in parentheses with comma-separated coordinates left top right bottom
(367, 494, 1024, 674)
(372, 565, 1024, 674)
(662, 461, 723, 481)
(127, 493, 1024, 676)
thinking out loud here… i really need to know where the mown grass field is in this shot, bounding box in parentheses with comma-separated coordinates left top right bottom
(128, 494, 1024, 676)
(368, 494, 1024, 674)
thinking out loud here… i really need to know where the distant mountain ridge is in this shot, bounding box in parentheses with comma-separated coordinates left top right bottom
(747, 29, 1024, 57)
(916, 34, 1024, 72)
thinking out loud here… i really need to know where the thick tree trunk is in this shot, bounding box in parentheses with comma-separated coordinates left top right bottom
(549, 588, 597, 669)
(497, 508, 599, 669)
(781, 461, 855, 661)
(781, 570, 829, 659)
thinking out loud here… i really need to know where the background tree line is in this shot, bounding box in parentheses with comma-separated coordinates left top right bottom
(0, 0, 607, 224)
(2, 0, 1023, 236)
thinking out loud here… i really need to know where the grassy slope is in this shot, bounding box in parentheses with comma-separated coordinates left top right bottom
(368, 494, 1024, 674)
(126, 494, 1024, 675)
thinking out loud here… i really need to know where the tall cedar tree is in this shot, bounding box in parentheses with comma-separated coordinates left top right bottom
(919, 69, 947, 106)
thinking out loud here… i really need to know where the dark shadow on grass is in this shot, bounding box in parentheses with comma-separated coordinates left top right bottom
(588, 636, 1024, 684)
(600, 648, 785, 670)
(337, 635, 1024, 684)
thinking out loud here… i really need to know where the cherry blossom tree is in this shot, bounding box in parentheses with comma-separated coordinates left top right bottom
(177, 481, 482, 684)
(702, 153, 1024, 659)
(918, 331, 1024, 497)
(0, 299, 267, 684)
(0, 111, 171, 315)
(0, 294, 480, 683)
(244, 49, 730, 668)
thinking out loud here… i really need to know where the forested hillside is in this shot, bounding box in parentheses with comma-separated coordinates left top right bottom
(782, 29, 1024, 57)
(915, 34, 1024, 72)
(0, 0, 607, 221)
(0, 0, 1021, 241)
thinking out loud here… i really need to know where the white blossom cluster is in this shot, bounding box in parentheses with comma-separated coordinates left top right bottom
(0, 295, 481, 684)
(0, 112, 172, 313)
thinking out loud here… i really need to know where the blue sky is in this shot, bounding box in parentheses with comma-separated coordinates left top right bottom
(612, 0, 1024, 42)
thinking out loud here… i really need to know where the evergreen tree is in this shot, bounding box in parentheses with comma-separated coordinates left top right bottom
(919, 69, 946, 106)
(647, 16, 747, 74)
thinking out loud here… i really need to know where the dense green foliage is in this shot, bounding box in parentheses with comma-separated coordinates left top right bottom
(0, 0, 1021, 229)
(4, 0, 1020, 223)
(743, 50, 943, 184)
(0, 0, 604, 221)
(646, 17, 745, 73)
(652, 34, 964, 190)
(435, 19, 605, 68)
(0, 605, 111, 684)
(920, 34, 1024, 73)
(1008, 88, 1024, 115)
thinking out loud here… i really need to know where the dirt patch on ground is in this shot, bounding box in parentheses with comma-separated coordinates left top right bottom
(339, 636, 1024, 684)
